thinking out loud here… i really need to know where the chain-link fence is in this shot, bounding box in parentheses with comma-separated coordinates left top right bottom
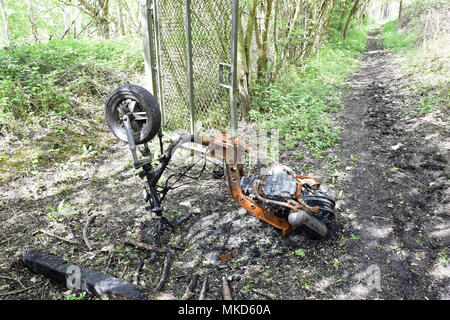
(154, 0, 233, 133)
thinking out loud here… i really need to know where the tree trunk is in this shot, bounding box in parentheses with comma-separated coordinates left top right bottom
(237, 8, 251, 121)
(0, 0, 11, 46)
(27, 0, 39, 42)
(255, 0, 273, 79)
(343, 0, 359, 39)
(272, 0, 280, 81)
(398, 0, 403, 21)
(97, 0, 110, 39)
(116, 0, 125, 36)
(338, 1, 349, 33)
(59, 0, 110, 39)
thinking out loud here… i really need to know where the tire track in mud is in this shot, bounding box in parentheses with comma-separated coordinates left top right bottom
(335, 29, 449, 299)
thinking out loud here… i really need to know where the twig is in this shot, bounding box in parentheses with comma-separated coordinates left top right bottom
(222, 277, 232, 300)
(133, 262, 145, 285)
(0, 275, 25, 289)
(32, 230, 78, 245)
(172, 213, 194, 228)
(372, 215, 391, 222)
(119, 265, 128, 279)
(168, 244, 184, 251)
(83, 212, 101, 251)
(0, 285, 37, 297)
(199, 276, 208, 300)
(124, 238, 168, 254)
(251, 288, 276, 300)
(155, 251, 170, 292)
(181, 274, 199, 300)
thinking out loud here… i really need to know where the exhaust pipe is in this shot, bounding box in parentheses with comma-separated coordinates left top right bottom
(288, 210, 328, 238)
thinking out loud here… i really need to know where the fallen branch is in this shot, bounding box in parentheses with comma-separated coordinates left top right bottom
(0, 285, 37, 297)
(155, 251, 170, 292)
(32, 229, 78, 245)
(251, 288, 276, 300)
(181, 274, 199, 300)
(133, 262, 145, 285)
(119, 265, 128, 279)
(172, 213, 194, 228)
(124, 238, 168, 254)
(222, 277, 232, 300)
(0, 275, 25, 289)
(83, 212, 101, 251)
(199, 276, 208, 300)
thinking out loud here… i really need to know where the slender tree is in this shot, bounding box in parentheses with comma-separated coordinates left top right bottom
(59, 0, 111, 39)
(343, 0, 360, 38)
(27, 0, 39, 42)
(0, 0, 11, 46)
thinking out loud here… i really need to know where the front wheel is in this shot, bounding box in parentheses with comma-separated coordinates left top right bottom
(104, 84, 161, 145)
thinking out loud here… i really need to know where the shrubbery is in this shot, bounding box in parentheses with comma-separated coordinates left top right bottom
(0, 38, 144, 127)
(250, 25, 370, 157)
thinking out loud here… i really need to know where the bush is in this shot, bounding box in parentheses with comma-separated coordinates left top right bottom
(381, 20, 416, 51)
(0, 38, 144, 126)
(250, 25, 369, 157)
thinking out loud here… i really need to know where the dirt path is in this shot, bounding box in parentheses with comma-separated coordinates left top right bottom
(0, 29, 448, 300)
(329, 29, 449, 299)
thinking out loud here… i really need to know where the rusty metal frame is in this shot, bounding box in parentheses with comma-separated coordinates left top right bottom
(188, 131, 326, 238)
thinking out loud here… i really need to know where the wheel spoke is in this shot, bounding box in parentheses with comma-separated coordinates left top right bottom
(133, 112, 147, 121)
(128, 100, 137, 113)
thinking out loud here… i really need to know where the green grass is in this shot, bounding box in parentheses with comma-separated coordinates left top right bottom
(0, 38, 143, 185)
(250, 25, 370, 157)
(0, 37, 143, 123)
(380, 20, 416, 52)
(380, 8, 449, 118)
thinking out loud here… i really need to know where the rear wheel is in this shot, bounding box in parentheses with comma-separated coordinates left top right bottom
(105, 84, 161, 145)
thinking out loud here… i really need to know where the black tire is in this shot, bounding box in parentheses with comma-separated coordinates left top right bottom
(105, 84, 161, 145)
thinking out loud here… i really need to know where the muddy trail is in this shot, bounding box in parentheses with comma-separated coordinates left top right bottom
(0, 29, 448, 300)
(329, 29, 449, 299)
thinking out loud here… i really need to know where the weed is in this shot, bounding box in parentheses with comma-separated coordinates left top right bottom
(47, 200, 77, 222)
(65, 292, 86, 300)
(295, 249, 306, 257)
(332, 258, 340, 269)
(380, 20, 416, 52)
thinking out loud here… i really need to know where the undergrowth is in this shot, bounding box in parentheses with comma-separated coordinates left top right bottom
(0, 38, 144, 185)
(380, 21, 416, 51)
(380, 0, 449, 118)
(250, 25, 371, 158)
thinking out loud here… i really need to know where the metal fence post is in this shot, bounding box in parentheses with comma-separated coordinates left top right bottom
(141, 0, 158, 100)
(152, 0, 165, 126)
(230, 0, 239, 137)
(185, 0, 196, 135)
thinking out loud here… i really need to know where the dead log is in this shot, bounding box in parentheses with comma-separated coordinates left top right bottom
(22, 249, 175, 300)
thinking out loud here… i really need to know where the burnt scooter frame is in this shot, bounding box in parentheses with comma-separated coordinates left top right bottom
(121, 112, 334, 239)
